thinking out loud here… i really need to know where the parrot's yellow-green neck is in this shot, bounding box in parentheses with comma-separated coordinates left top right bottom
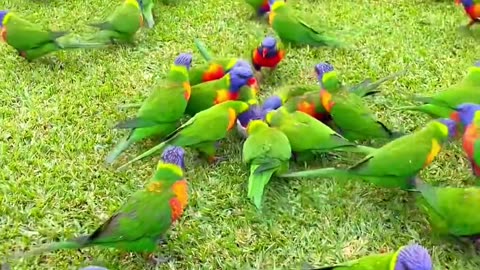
(265, 110, 275, 124)
(246, 120, 268, 134)
(388, 246, 403, 270)
(2, 13, 12, 25)
(322, 71, 338, 84)
(125, 0, 140, 8)
(226, 59, 239, 70)
(474, 111, 480, 122)
(467, 65, 480, 74)
(432, 121, 449, 137)
(271, 0, 285, 11)
(170, 64, 189, 76)
(156, 162, 184, 176)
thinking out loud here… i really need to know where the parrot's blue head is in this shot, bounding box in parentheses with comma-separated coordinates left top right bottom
(229, 66, 254, 93)
(232, 60, 259, 91)
(174, 53, 193, 71)
(454, 103, 480, 126)
(237, 105, 267, 127)
(268, 0, 276, 6)
(457, 0, 473, 7)
(436, 118, 458, 138)
(234, 59, 252, 69)
(394, 244, 432, 270)
(0, 10, 9, 27)
(262, 95, 283, 111)
(257, 36, 278, 58)
(161, 146, 186, 170)
(314, 62, 335, 84)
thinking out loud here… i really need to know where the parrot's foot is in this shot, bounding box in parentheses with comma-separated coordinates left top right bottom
(146, 254, 172, 265)
(155, 235, 168, 245)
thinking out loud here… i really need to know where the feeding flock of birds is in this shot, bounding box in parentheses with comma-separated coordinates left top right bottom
(2, 0, 480, 269)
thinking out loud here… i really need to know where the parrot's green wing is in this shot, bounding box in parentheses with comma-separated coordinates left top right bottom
(87, 189, 173, 251)
(309, 252, 394, 270)
(243, 128, 291, 166)
(91, 1, 142, 35)
(474, 140, 480, 166)
(4, 14, 67, 51)
(348, 129, 433, 177)
(136, 83, 189, 122)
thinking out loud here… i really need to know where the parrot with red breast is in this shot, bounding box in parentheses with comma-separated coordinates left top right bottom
(1, 146, 188, 267)
(455, 0, 480, 29)
(251, 36, 285, 72)
(453, 103, 480, 178)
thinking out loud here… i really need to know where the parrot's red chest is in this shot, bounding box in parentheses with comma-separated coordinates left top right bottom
(252, 50, 285, 69)
(465, 5, 480, 20)
(202, 64, 225, 82)
(462, 125, 480, 176)
(0, 27, 7, 42)
(169, 180, 188, 222)
(259, 0, 270, 14)
(296, 100, 325, 120)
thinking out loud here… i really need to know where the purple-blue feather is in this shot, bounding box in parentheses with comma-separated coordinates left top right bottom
(261, 36, 277, 49)
(229, 66, 253, 92)
(238, 105, 267, 127)
(161, 146, 186, 170)
(262, 95, 283, 111)
(0, 10, 8, 27)
(174, 53, 193, 70)
(394, 244, 432, 270)
(314, 62, 334, 82)
(456, 103, 480, 126)
(436, 118, 458, 138)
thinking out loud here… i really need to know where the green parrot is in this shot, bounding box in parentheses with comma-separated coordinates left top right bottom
(415, 178, 480, 247)
(314, 63, 406, 98)
(185, 65, 256, 116)
(317, 64, 401, 141)
(242, 120, 291, 209)
(105, 53, 192, 164)
(0, 11, 106, 61)
(396, 61, 480, 119)
(267, 0, 343, 47)
(2, 146, 188, 266)
(117, 100, 250, 170)
(86, 0, 144, 44)
(141, 0, 155, 28)
(306, 244, 432, 270)
(279, 119, 457, 189)
(265, 108, 376, 160)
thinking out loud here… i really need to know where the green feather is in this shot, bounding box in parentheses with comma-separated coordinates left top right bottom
(194, 38, 214, 62)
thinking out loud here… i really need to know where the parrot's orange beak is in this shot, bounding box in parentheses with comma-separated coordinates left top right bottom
(450, 111, 460, 123)
(262, 48, 268, 58)
(247, 77, 259, 93)
(455, 0, 461, 5)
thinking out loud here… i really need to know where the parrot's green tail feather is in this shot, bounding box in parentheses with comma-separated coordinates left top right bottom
(117, 141, 167, 171)
(7, 237, 87, 263)
(278, 167, 348, 178)
(412, 95, 433, 104)
(248, 164, 276, 209)
(105, 134, 134, 165)
(194, 39, 213, 62)
(58, 39, 109, 50)
(369, 70, 407, 89)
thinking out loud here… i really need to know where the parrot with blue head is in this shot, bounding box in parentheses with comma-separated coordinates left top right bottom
(316, 62, 402, 141)
(185, 66, 256, 116)
(396, 60, 480, 121)
(455, 0, 480, 29)
(0, 11, 106, 61)
(86, 0, 144, 44)
(306, 243, 432, 270)
(2, 146, 189, 267)
(251, 36, 286, 72)
(106, 53, 193, 164)
(244, 0, 287, 17)
(280, 118, 457, 190)
(453, 103, 480, 177)
(236, 105, 267, 138)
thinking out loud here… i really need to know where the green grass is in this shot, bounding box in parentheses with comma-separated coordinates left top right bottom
(1, 0, 480, 269)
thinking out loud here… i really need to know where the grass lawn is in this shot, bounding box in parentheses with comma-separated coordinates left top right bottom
(2, 0, 480, 269)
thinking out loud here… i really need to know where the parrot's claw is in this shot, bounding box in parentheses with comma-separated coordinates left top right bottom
(147, 254, 172, 265)
(155, 236, 168, 245)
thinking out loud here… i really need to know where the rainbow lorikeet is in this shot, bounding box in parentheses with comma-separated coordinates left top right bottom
(396, 60, 480, 120)
(265, 108, 376, 162)
(268, 0, 343, 47)
(251, 36, 285, 72)
(118, 101, 250, 170)
(314, 63, 406, 98)
(454, 103, 480, 177)
(455, 0, 480, 28)
(242, 120, 291, 209)
(317, 63, 401, 141)
(105, 53, 192, 164)
(244, 0, 286, 16)
(0, 11, 106, 61)
(415, 178, 480, 247)
(306, 244, 432, 270)
(86, 0, 144, 44)
(185, 66, 256, 116)
(280, 119, 457, 189)
(236, 105, 267, 138)
(190, 39, 260, 91)
(2, 146, 188, 266)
